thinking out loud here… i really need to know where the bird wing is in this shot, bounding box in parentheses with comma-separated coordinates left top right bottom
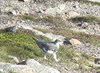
(33, 38, 58, 52)
(41, 42, 58, 52)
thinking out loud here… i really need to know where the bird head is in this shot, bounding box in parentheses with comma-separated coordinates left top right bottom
(63, 38, 72, 45)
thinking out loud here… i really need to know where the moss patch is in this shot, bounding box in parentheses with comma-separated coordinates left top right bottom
(32, 27, 51, 33)
(0, 31, 47, 62)
(69, 16, 100, 24)
(18, 15, 68, 27)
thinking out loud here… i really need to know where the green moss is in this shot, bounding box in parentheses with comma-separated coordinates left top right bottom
(0, 46, 12, 62)
(18, 15, 36, 20)
(0, 28, 52, 62)
(57, 46, 78, 62)
(15, 28, 50, 41)
(0, 32, 43, 62)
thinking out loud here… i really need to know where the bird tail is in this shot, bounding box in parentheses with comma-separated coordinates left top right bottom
(32, 37, 38, 41)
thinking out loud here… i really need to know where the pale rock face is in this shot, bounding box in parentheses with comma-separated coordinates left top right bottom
(0, 59, 60, 73)
(69, 38, 81, 45)
(26, 59, 60, 73)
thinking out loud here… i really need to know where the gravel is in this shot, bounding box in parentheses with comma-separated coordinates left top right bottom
(73, 43, 100, 57)
(0, 0, 100, 17)
(0, 0, 100, 73)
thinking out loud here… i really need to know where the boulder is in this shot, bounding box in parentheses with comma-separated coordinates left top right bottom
(26, 59, 60, 73)
(0, 59, 60, 73)
(69, 38, 82, 45)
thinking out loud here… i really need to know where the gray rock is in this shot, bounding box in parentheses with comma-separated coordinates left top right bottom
(0, 59, 60, 73)
(26, 59, 60, 73)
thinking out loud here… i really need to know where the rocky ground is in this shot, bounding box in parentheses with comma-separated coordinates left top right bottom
(0, 0, 100, 73)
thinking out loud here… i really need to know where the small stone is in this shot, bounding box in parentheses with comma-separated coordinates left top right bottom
(69, 38, 82, 45)
(12, 10, 17, 15)
(67, 11, 80, 18)
(18, 0, 31, 2)
(72, 57, 79, 62)
(82, 22, 89, 29)
(8, 10, 18, 15)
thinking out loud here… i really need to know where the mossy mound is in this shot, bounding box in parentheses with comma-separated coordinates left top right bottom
(0, 32, 42, 62)
(0, 29, 94, 66)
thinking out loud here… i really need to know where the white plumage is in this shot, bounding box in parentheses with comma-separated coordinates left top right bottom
(32, 37, 62, 62)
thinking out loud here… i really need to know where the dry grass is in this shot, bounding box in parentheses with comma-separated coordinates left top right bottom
(69, 16, 100, 25)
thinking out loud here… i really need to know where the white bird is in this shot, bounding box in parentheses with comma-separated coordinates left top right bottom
(32, 37, 62, 62)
